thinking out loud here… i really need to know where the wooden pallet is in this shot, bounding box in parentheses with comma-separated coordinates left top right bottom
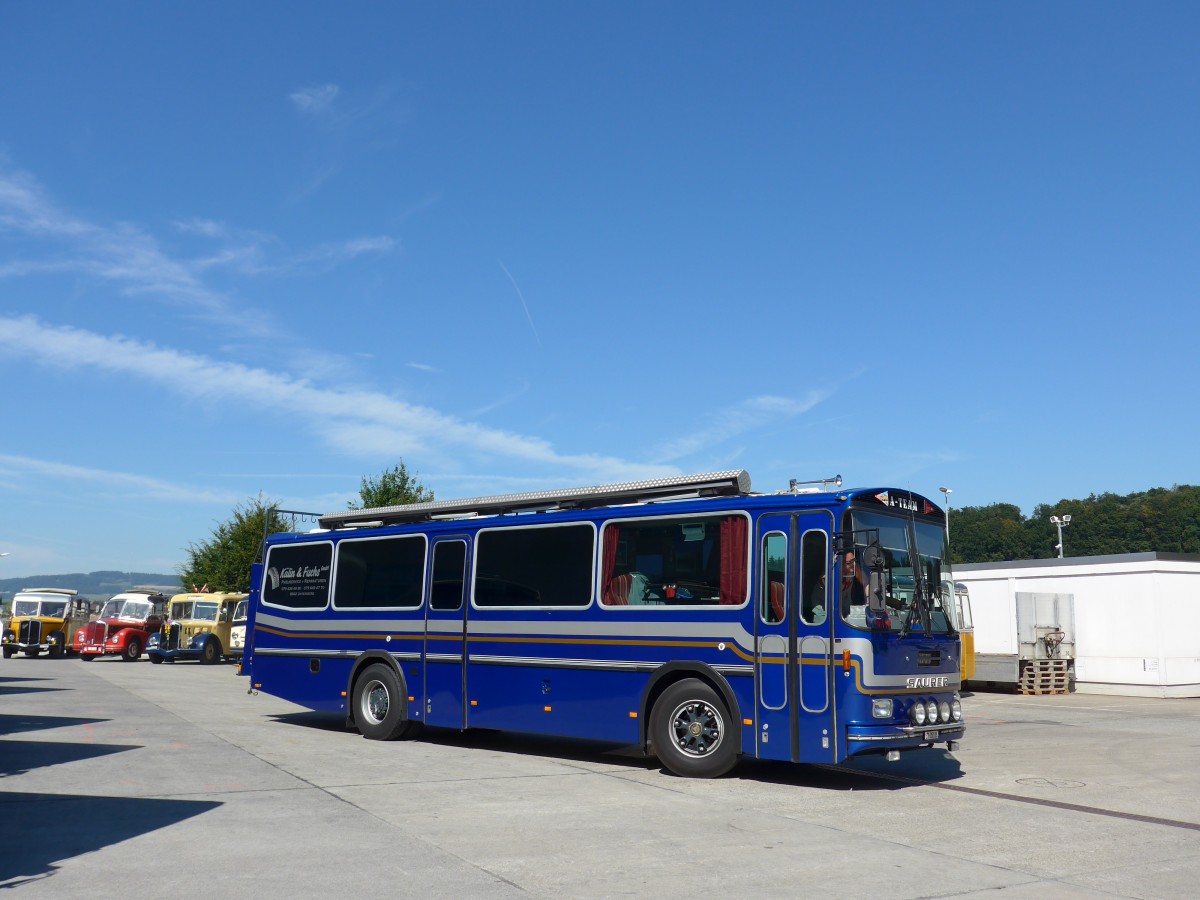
(1018, 659, 1072, 695)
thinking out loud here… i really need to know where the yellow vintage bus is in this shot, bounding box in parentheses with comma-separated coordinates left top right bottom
(949, 581, 975, 683)
(3, 588, 91, 658)
(147, 591, 246, 664)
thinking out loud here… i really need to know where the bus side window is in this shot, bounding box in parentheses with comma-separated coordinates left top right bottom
(800, 530, 828, 626)
(761, 532, 786, 623)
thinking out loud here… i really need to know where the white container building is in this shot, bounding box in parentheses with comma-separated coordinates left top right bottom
(954, 552, 1200, 698)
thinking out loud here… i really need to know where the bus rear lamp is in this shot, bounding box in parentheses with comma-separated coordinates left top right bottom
(925, 701, 939, 724)
(872, 699, 893, 719)
(910, 703, 927, 726)
(938, 701, 951, 723)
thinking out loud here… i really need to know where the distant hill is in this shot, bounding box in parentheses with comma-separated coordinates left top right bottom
(0, 570, 182, 601)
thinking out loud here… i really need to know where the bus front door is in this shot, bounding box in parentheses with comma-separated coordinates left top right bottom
(423, 536, 471, 729)
(756, 513, 835, 764)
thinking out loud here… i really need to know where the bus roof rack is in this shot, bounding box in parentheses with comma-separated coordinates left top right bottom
(318, 470, 753, 530)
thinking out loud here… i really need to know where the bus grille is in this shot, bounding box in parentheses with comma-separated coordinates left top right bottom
(85, 621, 109, 644)
(164, 623, 182, 651)
(19, 619, 42, 645)
(917, 650, 942, 667)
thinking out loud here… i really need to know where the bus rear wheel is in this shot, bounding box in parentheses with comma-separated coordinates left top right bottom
(650, 678, 739, 778)
(353, 663, 416, 740)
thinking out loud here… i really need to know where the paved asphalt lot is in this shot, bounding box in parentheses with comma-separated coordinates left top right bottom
(2, 658, 1199, 898)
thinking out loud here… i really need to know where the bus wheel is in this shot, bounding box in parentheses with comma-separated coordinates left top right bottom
(150, 655, 164, 664)
(3, 645, 14, 659)
(123, 639, 142, 662)
(354, 664, 413, 740)
(200, 639, 221, 665)
(650, 679, 739, 778)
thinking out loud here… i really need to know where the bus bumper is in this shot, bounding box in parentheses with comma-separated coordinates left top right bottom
(845, 722, 965, 756)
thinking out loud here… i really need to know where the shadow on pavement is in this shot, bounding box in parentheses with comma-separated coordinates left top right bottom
(0, 685, 67, 698)
(0, 792, 221, 887)
(0, 713, 109, 738)
(0, 739, 133, 778)
(268, 710, 349, 732)
(264, 708, 964, 787)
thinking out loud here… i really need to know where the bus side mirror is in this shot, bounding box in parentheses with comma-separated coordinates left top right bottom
(862, 544, 887, 612)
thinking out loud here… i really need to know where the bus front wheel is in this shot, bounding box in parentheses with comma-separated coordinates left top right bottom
(650, 678, 739, 779)
(200, 639, 222, 665)
(354, 663, 416, 741)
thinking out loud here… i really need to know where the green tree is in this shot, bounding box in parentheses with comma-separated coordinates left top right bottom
(950, 484, 1200, 563)
(949, 503, 1033, 564)
(179, 496, 288, 592)
(350, 461, 434, 509)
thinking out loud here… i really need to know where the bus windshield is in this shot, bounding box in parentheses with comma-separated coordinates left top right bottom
(119, 600, 152, 621)
(192, 601, 219, 621)
(13, 598, 68, 618)
(846, 510, 954, 634)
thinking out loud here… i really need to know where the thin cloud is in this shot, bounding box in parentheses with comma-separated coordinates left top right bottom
(0, 316, 679, 484)
(297, 236, 396, 266)
(1, 164, 395, 324)
(499, 260, 542, 347)
(651, 392, 832, 464)
(0, 166, 274, 334)
(0, 452, 241, 505)
(290, 84, 340, 115)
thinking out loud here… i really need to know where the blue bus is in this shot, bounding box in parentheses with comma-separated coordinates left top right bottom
(243, 471, 964, 778)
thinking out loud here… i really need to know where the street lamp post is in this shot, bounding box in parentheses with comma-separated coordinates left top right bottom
(1049, 514, 1072, 558)
(938, 487, 952, 543)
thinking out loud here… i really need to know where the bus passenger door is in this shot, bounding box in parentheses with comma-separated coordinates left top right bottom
(424, 536, 470, 729)
(756, 513, 835, 764)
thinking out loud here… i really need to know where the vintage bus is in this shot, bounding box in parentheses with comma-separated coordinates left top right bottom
(243, 471, 965, 778)
(147, 591, 246, 664)
(949, 581, 975, 683)
(3, 588, 91, 658)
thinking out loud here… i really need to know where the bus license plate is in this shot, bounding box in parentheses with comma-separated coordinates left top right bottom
(924, 730, 937, 740)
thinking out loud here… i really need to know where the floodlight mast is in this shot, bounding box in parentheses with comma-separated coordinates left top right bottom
(1049, 514, 1072, 558)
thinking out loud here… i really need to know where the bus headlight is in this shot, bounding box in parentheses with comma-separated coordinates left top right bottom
(951, 698, 962, 721)
(910, 703, 927, 726)
(938, 701, 951, 723)
(872, 699, 893, 719)
(925, 701, 939, 724)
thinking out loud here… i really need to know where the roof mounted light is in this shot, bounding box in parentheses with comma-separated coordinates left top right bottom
(787, 474, 842, 494)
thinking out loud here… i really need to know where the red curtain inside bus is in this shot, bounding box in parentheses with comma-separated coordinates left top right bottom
(719, 515, 747, 605)
(601, 525, 624, 604)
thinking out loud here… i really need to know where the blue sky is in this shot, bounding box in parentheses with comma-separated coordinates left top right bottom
(1, 3, 1197, 579)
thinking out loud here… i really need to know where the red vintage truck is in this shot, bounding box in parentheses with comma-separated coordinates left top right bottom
(74, 589, 168, 662)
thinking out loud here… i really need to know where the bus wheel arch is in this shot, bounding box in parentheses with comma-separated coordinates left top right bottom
(346, 653, 419, 740)
(641, 662, 742, 771)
